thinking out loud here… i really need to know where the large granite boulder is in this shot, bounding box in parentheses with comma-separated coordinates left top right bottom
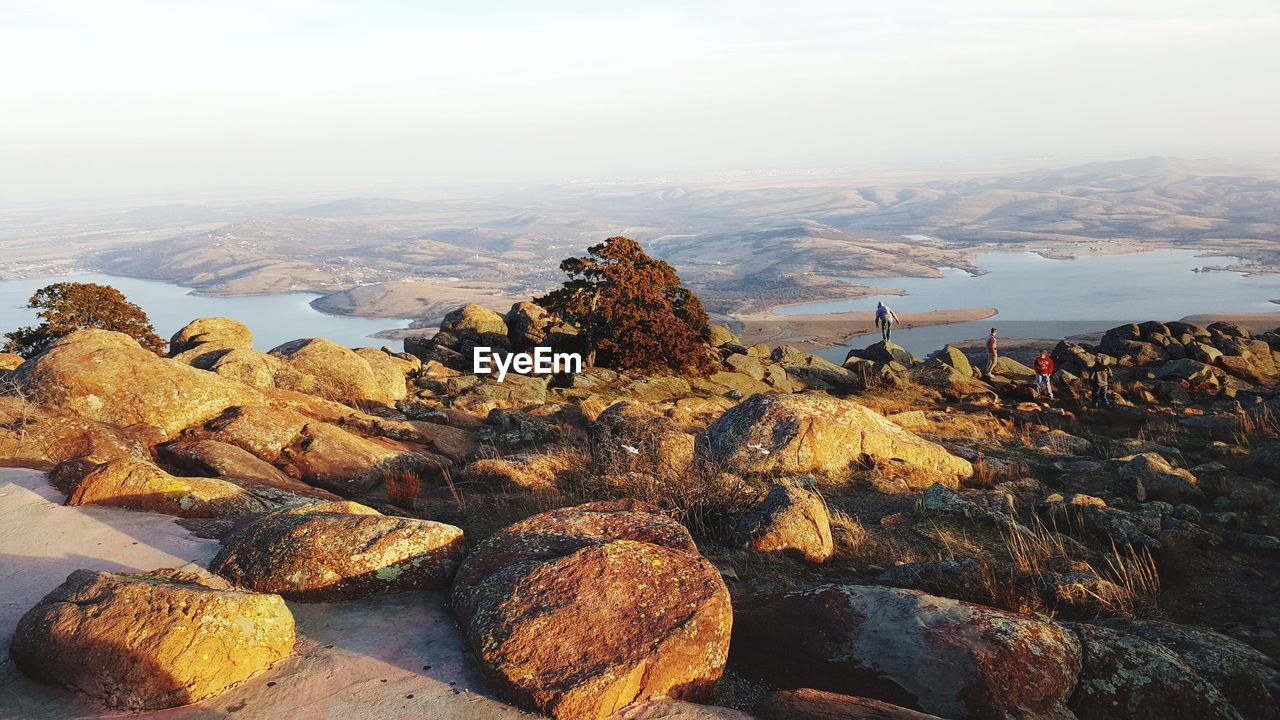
(1099, 619, 1280, 720)
(591, 400, 696, 476)
(54, 457, 269, 517)
(169, 317, 254, 355)
(1067, 623, 1241, 720)
(731, 584, 1082, 719)
(506, 301, 554, 350)
(846, 340, 914, 366)
(695, 393, 971, 488)
(10, 568, 295, 710)
(452, 500, 732, 720)
(735, 482, 833, 563)
(212, 501, 464, 600)
(269, 338, 393, 405)
(1115, 453, 1202, 504)
(155, 438, 340, 505)
(12, 329, 260, 437)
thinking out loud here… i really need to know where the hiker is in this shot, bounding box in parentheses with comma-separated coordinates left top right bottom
(1090, 362, 1115, 409)
(1033, 349, 1055, 399)
(874, 301, 899, 341)
(983, 327, 999, 377)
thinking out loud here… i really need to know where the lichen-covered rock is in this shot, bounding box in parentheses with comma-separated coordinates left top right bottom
(735, 482, 833, 563)
(12, 329, 262, 437)
(592, 400, 696, 476)
(156, 439, 340, 505)
(730, 584, 1082, 720)
(770, 346, 861, 390)
(452, 500, 732, 720)
(1067, 623, 1241, 720)
(695, 394, 971, 487)
(756, 688, 946, 719)
(506, 301, 554, 350)
(609, 698, 753, 719)
(10, 568, 295, 710)
(269, 338, 394, 405)
(354, 347, 413, 403)
(281, 420, 403, 496)
(56, 457, 269, 517)
(169, 317, 254, 355)
(1115, 453, 1202, 504)
(211, 501, 464, 600)
(1098, 619, 1280, 720)
(443, 303, 509, 336)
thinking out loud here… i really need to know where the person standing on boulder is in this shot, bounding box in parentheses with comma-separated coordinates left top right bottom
(983, 327, 999, 377)
(875, 302, 899, 341)
(1090, 361, 1114, 409)
(1033, 349, 1055, 399)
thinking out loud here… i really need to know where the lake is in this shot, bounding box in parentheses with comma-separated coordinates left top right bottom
(772, 250, 1280, 362)
(0, 274, 410, 351)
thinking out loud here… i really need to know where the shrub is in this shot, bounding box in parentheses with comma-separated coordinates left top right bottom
(3, 282, 165, 357)
(536, 236, 716, 376)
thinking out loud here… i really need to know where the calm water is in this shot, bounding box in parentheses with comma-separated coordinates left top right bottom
(0, 274, 409, 351)
(775, 250, 1280, 362)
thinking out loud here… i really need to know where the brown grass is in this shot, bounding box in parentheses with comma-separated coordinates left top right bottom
(382, 469, 423, 510)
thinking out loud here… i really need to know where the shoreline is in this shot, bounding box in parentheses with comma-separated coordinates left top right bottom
(730, 307, 999, 350)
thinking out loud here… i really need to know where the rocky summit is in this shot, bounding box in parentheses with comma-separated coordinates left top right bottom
(2, 311, 1279, 719)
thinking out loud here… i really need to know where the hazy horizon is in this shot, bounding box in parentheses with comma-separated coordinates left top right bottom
(4, 1, 1280, 203)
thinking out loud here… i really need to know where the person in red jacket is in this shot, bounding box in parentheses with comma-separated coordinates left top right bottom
(1033, 349, 1055, 399)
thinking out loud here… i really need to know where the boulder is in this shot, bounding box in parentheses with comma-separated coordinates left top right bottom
(211, 501, 464, 600)
(269, 338, 393, 405)
(169, 317, 254, 355)
(1116, 453, 1203, 504)
(442, 303, 509, 336)
(724, 353, 766, 381)
(451, 374, 550, 414)
(56, 457, 269, 517)
(354, 347, 413, 403)
(708, 324, 741, 347)
(846, 341, 914, 366)
(1156, 358, 1224, 384)
(505, 301, 554, 349)
(1187, 341, 1225, 365)
(156, 439, 340, 505)
(934, 345, 974, 376)
(756, 689, 945, 720)
(12, 329, 261, 437)
(206, 348, 312, 390)
(592, 400, 696, 476)
(1052, 340, 1100, 375)
(735, 482, 833, 563)
(1099, 619, 1280, 719)
(771, 346, 860, 390)
(452, 500, 732, 720)
(10, 568, 294, 710)
(284, 421, 403, 496)
(188, 404, 310, 462)
(696, 394, 971, 487)
(730, 584, 1082, 720)
(0, 352, 25, 370)
(1067, 623, 1241, 720)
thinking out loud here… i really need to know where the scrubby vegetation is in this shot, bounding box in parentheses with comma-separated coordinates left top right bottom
(3, 282, 165, 357)
(536, 235, 716, 376)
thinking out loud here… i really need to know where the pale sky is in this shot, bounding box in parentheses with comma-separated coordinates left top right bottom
(3, 1, 1279, 202)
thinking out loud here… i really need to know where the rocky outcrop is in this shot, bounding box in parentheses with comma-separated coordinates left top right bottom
(452, 500, 732, 720)
(169, 317, 254, 355)
(54, 456, 270, 517)
(155, 439, 339, 505)
(735, 482, 833, 563)
(1115, 453, 1202, 504)
(211, 501, 464, 600)
(506, 301, 554, 350)
(1067, 623, 1241, 720)
(269, 338, 400, 406)
(10, 568, 295, 710)
(756, 689, 945, 719)
(731, 584, 1082, 720)
(13, 329, 261, 437)
(1098, 619, 1280, 720)
(696, 394, 971, 488)
(846, 340, 914, 366)
(592, 400, 696, 476)
(771, 346, 860, 391)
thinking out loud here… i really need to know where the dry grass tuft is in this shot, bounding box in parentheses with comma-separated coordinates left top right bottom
(382, 469, 423, 510)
